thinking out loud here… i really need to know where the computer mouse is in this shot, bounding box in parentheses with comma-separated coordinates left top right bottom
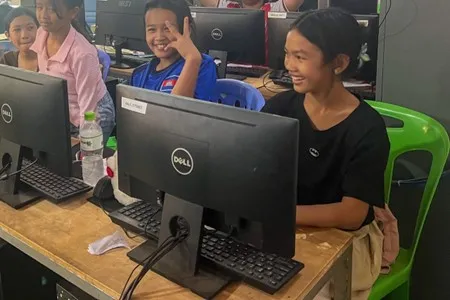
(93, 176, 114, 200)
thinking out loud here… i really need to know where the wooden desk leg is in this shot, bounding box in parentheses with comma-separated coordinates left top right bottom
(333, 244, 353, 300)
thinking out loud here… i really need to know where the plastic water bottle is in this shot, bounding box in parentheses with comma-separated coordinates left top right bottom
(80, 112, 104, 187)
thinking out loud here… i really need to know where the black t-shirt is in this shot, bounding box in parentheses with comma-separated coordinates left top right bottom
(262, 90, 390, 226)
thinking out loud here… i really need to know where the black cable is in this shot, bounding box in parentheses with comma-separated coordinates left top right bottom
(118, 236, 175, 300)
(0, 161, 11, 176)
(378, 0, 392, 28)
(124, 229, 189, 300)
(126, 232, 188, 300)
(0, 158, 38, 181)
(121, 233, 187, 300)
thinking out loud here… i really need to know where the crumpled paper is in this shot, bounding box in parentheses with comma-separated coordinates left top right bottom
(88, 231, 130, 255)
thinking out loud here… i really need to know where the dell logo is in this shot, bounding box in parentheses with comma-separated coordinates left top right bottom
(1, 104, 12, 124)
(309, 148, 320, 158)
(211, 28, 223, 41)
(171, 148, 194, 175)
(118, 0, 132, 8)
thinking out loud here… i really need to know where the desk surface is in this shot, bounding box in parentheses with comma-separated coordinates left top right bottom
(109, 67, 289, 101)
(0, 197, 352, 300)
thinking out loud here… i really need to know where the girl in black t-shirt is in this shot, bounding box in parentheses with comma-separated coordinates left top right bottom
(262, 9, 390, 300)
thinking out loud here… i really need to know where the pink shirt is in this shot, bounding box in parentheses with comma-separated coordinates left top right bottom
(30, 26, 107, 127)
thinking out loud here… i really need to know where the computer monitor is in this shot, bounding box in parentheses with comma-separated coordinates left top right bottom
(95, 0, 149, 69)
(268, 12, 379, 83)
(190, 7, 266, 67)
(116, 85, 298, 297)
(0, 65, 72, 208)
(331, 0, 378, 14)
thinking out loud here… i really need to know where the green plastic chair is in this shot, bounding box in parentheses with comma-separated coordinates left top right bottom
(107, 136, 117, 151)
(366, 101, 450, 300)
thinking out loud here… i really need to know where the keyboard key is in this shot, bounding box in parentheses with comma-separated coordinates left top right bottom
(227, 262, 236, 268)
(275, 275, 283, 281)
(256, 267, 264, 273)
(265, 271, 273, 277)
(277, 265, 290, 273)
(269, 280, 278, 286)
(257, 275, 264, 280)
(247, 270, 254, 275)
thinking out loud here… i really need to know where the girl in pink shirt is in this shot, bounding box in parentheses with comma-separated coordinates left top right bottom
(31, 0, 115, 143)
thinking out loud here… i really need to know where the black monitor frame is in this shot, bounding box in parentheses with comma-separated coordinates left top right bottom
(0, 66, 71, 209)
(116, 84, 299, 298)
(95, 0, 149, 69)
(190, 7, 266, 70)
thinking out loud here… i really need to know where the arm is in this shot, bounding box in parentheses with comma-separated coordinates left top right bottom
(283, 0, 304, 11)
(171, 55, 202, 98)
(72, 53, 105, 124)
(296, 197, 369, 230)
(199, 0, 219, 7)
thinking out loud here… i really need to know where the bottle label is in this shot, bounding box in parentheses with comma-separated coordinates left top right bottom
(80, 134, 103, 151)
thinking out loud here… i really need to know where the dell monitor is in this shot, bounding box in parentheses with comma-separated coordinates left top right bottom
(0, 65, 72, 208)
(190, 7, 266, 68)
(116, 85, 299, 297)
(268, 12, 379, 83)
(95, 0, 149, 69)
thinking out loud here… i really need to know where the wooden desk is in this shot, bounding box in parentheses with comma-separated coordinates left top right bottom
(0, 197, 352, 300)
(109, 67, 289, 100)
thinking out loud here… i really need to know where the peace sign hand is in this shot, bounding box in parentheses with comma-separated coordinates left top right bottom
(165, 17, 202, 62)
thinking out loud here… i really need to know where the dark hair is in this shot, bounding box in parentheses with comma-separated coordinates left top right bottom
(35, 0, 92, 42)
(4, 7, 39, 33)
(290, 8, 362, 79)
(144, 0, 196, 40)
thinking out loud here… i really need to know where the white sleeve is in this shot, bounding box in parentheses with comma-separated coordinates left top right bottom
(270, 0, 288, 12)
(217, 0, 228, 8)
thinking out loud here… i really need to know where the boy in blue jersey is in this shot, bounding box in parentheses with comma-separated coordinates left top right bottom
(130, 0, 217, 101)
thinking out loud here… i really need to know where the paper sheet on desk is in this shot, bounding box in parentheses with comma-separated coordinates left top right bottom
(88, 231, 130, 255)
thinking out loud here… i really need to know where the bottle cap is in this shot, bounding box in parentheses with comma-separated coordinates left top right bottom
(84, 111, 96, 121)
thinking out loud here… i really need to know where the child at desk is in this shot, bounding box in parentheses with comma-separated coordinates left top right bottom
(130, 0, 217, 101)
(261, 9, 390, 300)
(30, 0, 115, 143)
(0, 7, 38, 71)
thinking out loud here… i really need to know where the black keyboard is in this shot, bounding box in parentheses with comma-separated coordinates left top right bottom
(20, 159, 92, 203)
(110, 201, 304, 294)
(109, 201, 162, 239)
(202, 231, 304, 294)
(227, 66, 268, 78)
(269, 70, 293, 88)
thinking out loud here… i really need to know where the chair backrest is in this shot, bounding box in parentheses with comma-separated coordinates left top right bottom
(367, 100, 450, 261)
(214, 79, 265, 111)
(97, 49, 111, 81)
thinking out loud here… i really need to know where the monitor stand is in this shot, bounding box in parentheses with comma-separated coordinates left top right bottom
(208, 50, 228, 79)
(127, 194, 231, 299)
(0, 139, 41, 209)
(111, 43, 130, 69)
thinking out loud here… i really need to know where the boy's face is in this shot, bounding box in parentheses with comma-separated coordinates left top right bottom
(6, 15, 37, 52)
(284, 29, 334, 94)
(145, 8, 179, 60)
